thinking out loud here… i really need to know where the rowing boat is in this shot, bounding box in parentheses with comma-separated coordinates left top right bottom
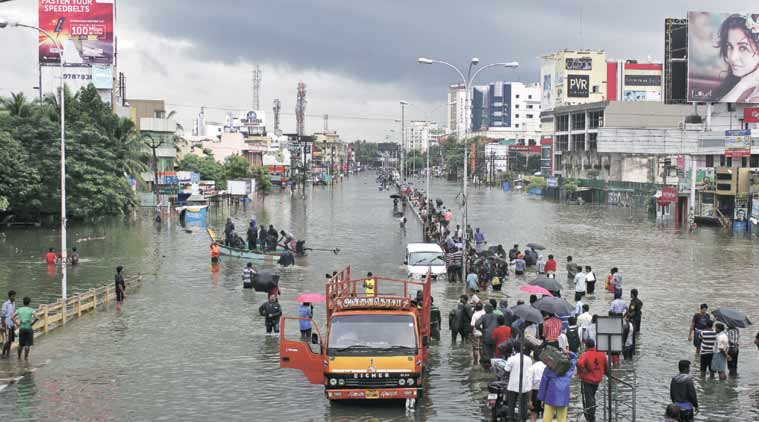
(207, 228, 285, 262)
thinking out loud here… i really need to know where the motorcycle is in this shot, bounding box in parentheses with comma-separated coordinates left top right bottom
(487, 358, 523, 421)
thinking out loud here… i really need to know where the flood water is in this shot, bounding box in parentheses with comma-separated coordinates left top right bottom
(0, 173, 757, 421)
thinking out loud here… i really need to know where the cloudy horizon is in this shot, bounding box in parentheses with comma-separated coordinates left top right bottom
(0, 1, 751, 141)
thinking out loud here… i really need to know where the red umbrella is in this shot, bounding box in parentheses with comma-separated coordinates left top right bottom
(519, 285, 553, 297)
(295, 293, 326, 303)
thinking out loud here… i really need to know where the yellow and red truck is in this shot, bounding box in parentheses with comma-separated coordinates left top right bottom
(280, 267, 431, 407)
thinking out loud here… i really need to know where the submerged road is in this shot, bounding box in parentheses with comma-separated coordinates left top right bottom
(0, 173, 757, 421)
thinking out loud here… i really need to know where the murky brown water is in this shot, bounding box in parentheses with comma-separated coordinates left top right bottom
(0, 173, 757, 421)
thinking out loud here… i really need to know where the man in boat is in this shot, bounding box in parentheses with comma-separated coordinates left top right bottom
(224, 218, 235, 246)
(278, 230, 297, 251)
(247, 221, 258, 251)
(210, 242, 220, 263)
(266, 225, 278, 251)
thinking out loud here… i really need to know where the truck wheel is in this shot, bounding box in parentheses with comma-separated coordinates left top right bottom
(416, 388, 423, 400)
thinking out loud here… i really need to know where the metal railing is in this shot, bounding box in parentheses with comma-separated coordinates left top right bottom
(574, 369, 636, 422)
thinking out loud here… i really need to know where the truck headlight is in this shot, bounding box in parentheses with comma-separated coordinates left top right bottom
(338, 379, 345, 386)
(407, 378, 415, 386)
(398, 378, 406, 386)
(329, 378, 337, 386)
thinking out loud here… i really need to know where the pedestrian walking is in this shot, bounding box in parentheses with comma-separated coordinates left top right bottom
(543, 313, 562, 349)
(688, 303, 712, 353)
(1, 290, 17, 357)
(242, 262, 256, 289)
(449, 295, 473, 344)
(491, 315, 512, 358)
(509, 244, 520, 260)
(584, 266, 596, 295)
(711, 322, 729, 380)
(622, 313, 635, 360)
(628, 289, 643, 334)
(474, 228, 485, 253)
(538, 350, 576, 422)
(610, 267, 622, 295)
(609, 290, 627, 316)
(115, 266, 126, 310)
(513, 254, 527, 276)
(670, 360, 698, 421)
(504, 343, 533, 422)
(470, 302, 485, 365)
(698, 320, 716, 377)
(527, 350, 546, 422)
(259, 295, 282, 335)
(13, 297, 37, 360)
(573, 265, 587, 302)
(726, 325, 740, 376)
(247, 221, 258, 250)
(577, 339, 607, 422)
(566, 256, 577, 282)
(466, 271, 479, 293)
(210, 242, 220, 263)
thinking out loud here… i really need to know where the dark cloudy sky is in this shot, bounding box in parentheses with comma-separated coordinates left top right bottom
(0, 0, 751, 140)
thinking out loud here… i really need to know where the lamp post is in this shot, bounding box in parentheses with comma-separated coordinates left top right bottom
(400, 101, 408, 182)
(1, 18, 68, 299)
(417, 57, 518, 282)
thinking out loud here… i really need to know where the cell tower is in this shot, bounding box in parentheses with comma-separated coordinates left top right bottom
(251, 65, 262, 110)
(272, 98, 281, 132)
(296, 82, 307, 137)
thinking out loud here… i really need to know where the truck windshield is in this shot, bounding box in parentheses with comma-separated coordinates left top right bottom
(408, 252, 445, 266)
(328, 314, 417, 355)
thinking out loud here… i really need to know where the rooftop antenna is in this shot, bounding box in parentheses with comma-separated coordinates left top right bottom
(252, 65, 261, 110)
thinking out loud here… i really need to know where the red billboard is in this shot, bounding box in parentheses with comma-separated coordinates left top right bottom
(744, 107, 759, 123)
(38, 0, 114, 67)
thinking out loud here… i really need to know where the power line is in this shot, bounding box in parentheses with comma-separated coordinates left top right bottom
(165, 102, 397, 122)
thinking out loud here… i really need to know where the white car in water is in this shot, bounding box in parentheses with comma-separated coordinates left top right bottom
(405, 243, 447, 280)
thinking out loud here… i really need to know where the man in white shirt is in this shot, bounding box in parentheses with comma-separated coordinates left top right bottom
(470, 302, 486, 365)
(504, 343, 533, 421)
(577, 304, 593, 343)
(527, 351, 546, 421)
(584, 265, 597, 295)
(574, 266, 587, 302)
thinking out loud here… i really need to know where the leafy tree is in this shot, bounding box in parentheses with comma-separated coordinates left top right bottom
(224, 154, 253, 180)
(251, 166, 272, 193)
(177, 152, 226, 189)
(0, 92, 31, 117)
(0, 132, 42, 213)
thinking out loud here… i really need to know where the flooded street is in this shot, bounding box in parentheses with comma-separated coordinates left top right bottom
(0, 173, 757, 421)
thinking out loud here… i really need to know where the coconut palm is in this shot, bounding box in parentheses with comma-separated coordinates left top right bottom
(1, 92, 31, 117)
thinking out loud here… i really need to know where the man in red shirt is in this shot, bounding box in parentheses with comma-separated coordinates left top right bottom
(542, 313, 562, 348)
(45, 248, 57, 264)
(577, 339, 608, 422)
(544, 254, 557, 275)
(492, 315, 512, 358)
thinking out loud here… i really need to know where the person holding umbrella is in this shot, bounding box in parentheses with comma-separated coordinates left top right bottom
(298, 302, 313, 341)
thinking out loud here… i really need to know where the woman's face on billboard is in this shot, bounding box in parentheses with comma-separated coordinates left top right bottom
(726, 28, 759, 77)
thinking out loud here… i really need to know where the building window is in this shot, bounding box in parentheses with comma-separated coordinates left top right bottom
(556, 115, 569, 132)
(592, 85, 600, 93)
(742, 157, 748, 167)
(572, 133, 585, 151)
(515, 114, 520, 118)
(527, 104, 534, 109)
(750, 154, 759, 168)
(528, 95, 532, 99)
(706, 155, 714, 167)
(588, 110, 604, 129)
(571, 113, 586, 130)
(515, 104, 520, 109)
(526, 114, 533, 118)
(720, 155, 726, 166)
(588, 133, 598, 151)
(726, 156, 732, 167)
(515, 124, 520, 128)
(557, 134, 569, 152)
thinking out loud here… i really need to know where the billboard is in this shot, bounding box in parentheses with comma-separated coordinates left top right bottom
(744, 106, 759, 122)
(687, 11, 759, 103)
(39, 0, 114, 67)
(624, 74, 661, 86)
(540, 64, 555, 110)
(567, 75, 589, 97)
(725, 129, 751, 157)
(566, 57, 593, 70)
(623, 90, 663, 102)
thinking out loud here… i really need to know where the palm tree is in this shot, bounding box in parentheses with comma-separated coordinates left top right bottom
(112, 118, 149, 179)
(1, 92, 31, 117)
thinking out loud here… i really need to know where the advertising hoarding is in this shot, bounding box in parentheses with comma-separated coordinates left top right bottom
(540, 63, 555, 110)
(624, 74, 661, 86)
(38, 0, 114, 67)
(567, 75, 589, 97)
(91, 65, 112, 89)
(725, 129, 751, 157)
(687, 11, 759, 103)
(744, 106, 759, 122)
(623, 90, 662, 102)
(566, 57, 592, 70)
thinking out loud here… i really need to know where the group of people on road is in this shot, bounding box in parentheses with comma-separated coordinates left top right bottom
(1, 291, 40, 361)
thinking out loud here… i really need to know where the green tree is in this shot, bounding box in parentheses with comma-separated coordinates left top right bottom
(224, 154, 253, 180)
(0, 132, 42, 213)
(251, 166, 272, 193)
(0, 92, 31, 117)
(177, 152, 226, 189)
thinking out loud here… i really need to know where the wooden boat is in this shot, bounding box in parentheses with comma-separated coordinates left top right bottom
(207, 228, 285, 262)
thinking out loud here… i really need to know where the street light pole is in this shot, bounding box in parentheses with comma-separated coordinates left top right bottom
(417, 57, 518, 283)
(400, 101, 408, 181)
(2, 19, 68, 299)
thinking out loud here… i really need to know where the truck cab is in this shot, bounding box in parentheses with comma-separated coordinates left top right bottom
(405, 243, 446, 280)
(280, 267, 431, 406)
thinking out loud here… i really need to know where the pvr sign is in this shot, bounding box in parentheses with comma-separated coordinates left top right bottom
(567, 75, 590, 98)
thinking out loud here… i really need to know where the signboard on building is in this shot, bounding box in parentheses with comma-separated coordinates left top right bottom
(744, 107, 759, 123)
(751, 197, 759, 224)
(546, 177, 558, 188)
(725, 129, 751, 157)
(565, 57, 592, 70)
(623, 90, 662, 102)
(567, 75, 589, 97)
(624, 74, 661, 86)
(540, 64, 555, 110)
(660, 187, 678, 204)
(38, 0, 115, 67)
(687, 12, 759, 102)
(91, 65, 112, 89)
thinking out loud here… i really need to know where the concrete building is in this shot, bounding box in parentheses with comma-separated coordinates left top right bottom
(606, 61, 663, 103)
(470, 82, 541, 144)
(540, 50, 609, 112)
(127, 99, 167, 130)
(404, 120, 441, 153)
(447, 84, 467, 136)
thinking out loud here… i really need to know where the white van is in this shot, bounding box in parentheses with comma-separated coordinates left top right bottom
(405, 243, 447, 280)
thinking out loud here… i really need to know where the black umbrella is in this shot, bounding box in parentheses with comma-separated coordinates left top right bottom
(389, 194, 401, 199)
(533, 297, 574, 316)
(713, 308, 753, 329)
(510, 304, 544, 324)
(526, 243, 546, 250)
(529, 275, 562, 292)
